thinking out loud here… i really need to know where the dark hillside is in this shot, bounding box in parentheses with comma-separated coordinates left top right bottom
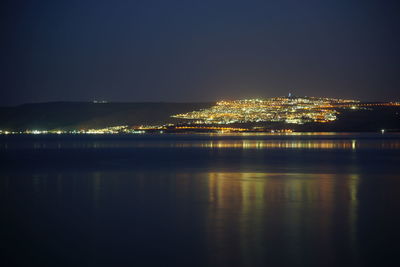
(0, 102, 212, 130)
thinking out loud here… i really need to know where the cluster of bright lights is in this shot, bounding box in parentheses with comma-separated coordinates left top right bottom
(0, 126, 149, 135)
(83, 125, 130, 134)
(0, 124, 183, 135)
(172, 97, 359, 124)
(1, 98, 397, 135)
(0, 125, 293, 135)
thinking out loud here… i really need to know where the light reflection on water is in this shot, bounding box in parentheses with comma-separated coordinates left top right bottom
(1, 139, 400, 150)
(1, 134, 400, 266)
(202, 172, 360, 266)
(1, 170, 378, 266)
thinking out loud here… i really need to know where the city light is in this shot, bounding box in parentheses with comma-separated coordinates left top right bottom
(172, 96, 359, 124)
(0, 97, 398, 135)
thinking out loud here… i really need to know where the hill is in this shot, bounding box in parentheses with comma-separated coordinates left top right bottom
(0, 102, 399, 132)
(0, 102, 212, 131)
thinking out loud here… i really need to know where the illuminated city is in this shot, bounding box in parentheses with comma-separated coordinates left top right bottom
(172, 96, 363, 124)
(0, 96, 399, 135)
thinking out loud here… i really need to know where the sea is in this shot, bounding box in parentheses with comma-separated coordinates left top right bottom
(1, 133, 400, 267)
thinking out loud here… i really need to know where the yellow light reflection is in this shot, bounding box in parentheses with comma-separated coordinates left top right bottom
(203, 172, 360, 266)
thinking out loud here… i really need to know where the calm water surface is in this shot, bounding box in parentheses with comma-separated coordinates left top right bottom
(1, 133, 400, 267)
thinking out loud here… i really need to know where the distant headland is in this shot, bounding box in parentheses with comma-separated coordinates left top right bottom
(0, 96, 399, 134)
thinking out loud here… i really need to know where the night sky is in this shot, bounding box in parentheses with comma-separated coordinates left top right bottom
(1, 0, 399, 105)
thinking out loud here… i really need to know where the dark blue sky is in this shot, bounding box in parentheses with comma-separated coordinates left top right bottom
(1, 0, 399, 105)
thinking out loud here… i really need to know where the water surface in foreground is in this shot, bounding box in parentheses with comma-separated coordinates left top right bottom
(1, 133, 400, 266)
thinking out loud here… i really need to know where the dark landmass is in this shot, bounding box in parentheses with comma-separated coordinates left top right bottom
(0, 102, 212, 131)
(0, 102, 399, 132)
